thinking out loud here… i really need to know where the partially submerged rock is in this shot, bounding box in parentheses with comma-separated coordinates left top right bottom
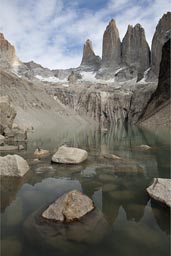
(102, 153, 121, 160)
(136, 145, 151, 150)
(146, 178, 171, 207)
(0, 145, 22, 151)
(52, 146, 88, 164)
(34, 148, 49, 158)
(0, 154, 29, 177)
(42, 190, 94, 222)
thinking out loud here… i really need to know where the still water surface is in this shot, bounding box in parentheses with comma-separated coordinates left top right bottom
(1, 126, 170, 256)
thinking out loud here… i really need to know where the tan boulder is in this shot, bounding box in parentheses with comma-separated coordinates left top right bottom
(42, 190, 94, 222)
(52, 145, 88, 164)
(146, 178, 171, 207)
(0, 154, 29, 177)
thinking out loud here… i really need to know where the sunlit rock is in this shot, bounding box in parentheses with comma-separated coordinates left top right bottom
(0, 154, 29, 177)
(42, 190, 94, 222)
(147, 178, 171, 207)
(52, 145, 88, 164)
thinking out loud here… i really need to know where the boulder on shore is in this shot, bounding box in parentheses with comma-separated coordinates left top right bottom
(0, 154, 29, 177)
(0, 135, 5, 146)
(42, 190, 94, 222)
(146, 178, 171, 207)
(0, 96, 16, 134)
(52, 146, 88, 164)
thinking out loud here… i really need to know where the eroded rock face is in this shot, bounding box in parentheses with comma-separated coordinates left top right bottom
(147, 178, 171, 207)
(0, 33, 20, 69)
(122, 24, 150, 79)
(50, 86, 132, 127)
(102, 19, 121, 68)
(150, 12, 171, 79)
(81, 39, 101, 70)
(52, 146, 88, 164)
(0, 154, 29, 177)
(0, 96, 16, 134)
(42, 190, 94, 222)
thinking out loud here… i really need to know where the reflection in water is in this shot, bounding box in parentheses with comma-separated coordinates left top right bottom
(0, 125, 170, 256)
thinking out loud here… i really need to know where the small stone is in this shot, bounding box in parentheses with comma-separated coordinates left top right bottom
(34, 148, 49, 158)
(136, 145, 151, 150)
(102, 153, 121, 160)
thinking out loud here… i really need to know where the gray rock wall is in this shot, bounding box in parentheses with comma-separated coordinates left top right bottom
(122, 24, 150, 80)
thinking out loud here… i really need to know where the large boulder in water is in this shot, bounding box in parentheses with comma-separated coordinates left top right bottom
(24, 196, 108, 253)
(146, 178, 171, 207)
(52, 145, 88, 164)
(0, 154, 29, 177)
(42, 190, 94, 222)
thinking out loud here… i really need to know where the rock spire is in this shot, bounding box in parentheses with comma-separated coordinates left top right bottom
(122, 24, 150, 78)
(102, 19, 121, 68)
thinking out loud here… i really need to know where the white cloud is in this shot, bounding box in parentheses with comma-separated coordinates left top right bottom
(0, 0, 170, 69)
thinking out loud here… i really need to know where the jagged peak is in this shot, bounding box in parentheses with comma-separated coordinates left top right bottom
(84, 39, 93, 52)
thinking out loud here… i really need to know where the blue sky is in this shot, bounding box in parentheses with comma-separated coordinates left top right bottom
(0, 0, 170, 69)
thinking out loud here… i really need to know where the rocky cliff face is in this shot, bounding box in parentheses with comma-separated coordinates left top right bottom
(46, 85, 133, 128)
(149, 12, 171, 79)
(138, 39, 170, 128)
(80, 39, 101, 70)
(101, 19, 121, 68)
(122, 24, 150, 80)
(0, 33, 20, 69)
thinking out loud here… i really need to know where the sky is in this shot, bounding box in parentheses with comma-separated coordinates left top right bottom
(0, 0, 170, 69)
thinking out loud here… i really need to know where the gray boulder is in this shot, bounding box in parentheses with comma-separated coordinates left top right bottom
(0, 154, 29, 177)
(147, 178, 171, 207)
(52, 145, 88, 164)
(42, 190, 94, 222)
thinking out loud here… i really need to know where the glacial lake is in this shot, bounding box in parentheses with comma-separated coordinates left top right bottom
(0, 125, 170, 256)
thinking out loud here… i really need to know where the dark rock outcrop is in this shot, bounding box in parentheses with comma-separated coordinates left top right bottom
(122, 24, 150, 80)
(102, 19, 121, 68)
(0, 96, 16, 134)
(68, 71, 82, 84)
(138, 39, 170, 128)
(150, 12, 171, 79)
(80, 39, 101, 70)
